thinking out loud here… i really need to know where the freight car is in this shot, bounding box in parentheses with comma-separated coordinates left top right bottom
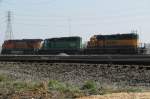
(1, 39, 43, 54)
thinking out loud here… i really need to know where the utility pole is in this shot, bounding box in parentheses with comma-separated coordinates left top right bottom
(5, 11, 13, 40)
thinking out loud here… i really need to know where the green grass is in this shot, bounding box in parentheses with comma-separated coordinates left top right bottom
(12, 81, 43, 91)
(48, 80, 83, 98)
(0, 74, 10, 82)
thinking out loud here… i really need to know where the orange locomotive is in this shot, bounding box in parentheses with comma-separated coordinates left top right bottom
(2, 39, 43, 54)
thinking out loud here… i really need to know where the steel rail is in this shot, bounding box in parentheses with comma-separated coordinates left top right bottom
(0, 55, 150, 65)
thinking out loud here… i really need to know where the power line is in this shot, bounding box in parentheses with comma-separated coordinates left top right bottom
(5, 11, 13, 40)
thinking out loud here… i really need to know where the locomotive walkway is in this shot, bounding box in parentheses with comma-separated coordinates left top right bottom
(0, 55, 150, 65)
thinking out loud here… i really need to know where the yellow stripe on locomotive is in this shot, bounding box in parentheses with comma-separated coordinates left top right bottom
(87, 33, 139, 48)
(104, 39, 138, 47)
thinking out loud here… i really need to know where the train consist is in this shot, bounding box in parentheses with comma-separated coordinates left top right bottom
(1, 33, 146, 55)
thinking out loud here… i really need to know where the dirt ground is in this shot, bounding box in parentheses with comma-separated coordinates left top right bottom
(2, 91, 150, 99)
(77, 92, 150, 99)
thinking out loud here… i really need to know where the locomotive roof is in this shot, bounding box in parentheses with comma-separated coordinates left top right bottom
(95, 33, 138, 36)
(4, 39, 43, 42)
(95, 33, 138, 40)
(45, 36, 82, 41)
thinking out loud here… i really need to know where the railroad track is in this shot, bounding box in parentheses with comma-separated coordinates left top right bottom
(0, 54, 150, 65)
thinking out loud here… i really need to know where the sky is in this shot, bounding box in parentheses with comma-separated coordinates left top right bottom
(0, 0, 150, 44)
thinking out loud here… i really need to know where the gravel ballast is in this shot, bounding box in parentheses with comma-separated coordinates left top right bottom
(0, 62, 150, 87)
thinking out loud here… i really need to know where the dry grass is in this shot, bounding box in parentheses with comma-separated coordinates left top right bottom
(77, 92, 150, 99)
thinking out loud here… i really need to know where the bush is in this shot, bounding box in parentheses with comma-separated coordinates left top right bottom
(82, 81, 96, 90)
(82, 81, 98, 95)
